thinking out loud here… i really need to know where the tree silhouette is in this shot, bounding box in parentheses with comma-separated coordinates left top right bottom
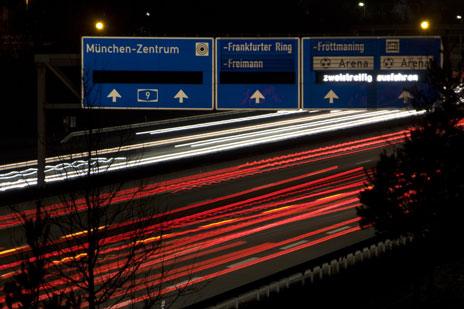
(1, 71, 194, 308)
(358, 69, 464, 247)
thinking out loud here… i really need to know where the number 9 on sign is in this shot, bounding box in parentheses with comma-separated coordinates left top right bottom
(137, 89, 159, 102)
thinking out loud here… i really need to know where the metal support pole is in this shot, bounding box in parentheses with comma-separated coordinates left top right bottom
(460, 34, 463, 67)
(37, 63, 46, 188)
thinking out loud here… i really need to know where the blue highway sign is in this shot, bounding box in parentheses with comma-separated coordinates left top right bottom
(216, 38, 300, 110)
(376, 37, 442, 108)
(82, 37, 214, 110)
(302, 37, 442, 109)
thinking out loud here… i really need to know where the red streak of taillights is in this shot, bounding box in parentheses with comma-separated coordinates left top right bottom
(111, 224, 363, 307)
(0, 129, 409, 230)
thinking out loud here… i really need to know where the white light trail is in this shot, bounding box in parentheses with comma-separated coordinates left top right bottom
(175, 110, 396, 148)
(135, 110, 305, 136)
(0, 110, 423, 192)
(0, 110, 353, 172)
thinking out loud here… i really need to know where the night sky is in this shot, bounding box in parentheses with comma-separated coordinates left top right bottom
(3, 0, 463, 51)
(0, 0, 463, 141)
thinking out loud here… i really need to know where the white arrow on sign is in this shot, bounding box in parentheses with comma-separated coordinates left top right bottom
(324, 89, 339, 104)
(107, 89, 122, 103)
(398, 90, 414, 103)
(250, 90, 265, 104)
(174, 89, 189, 103)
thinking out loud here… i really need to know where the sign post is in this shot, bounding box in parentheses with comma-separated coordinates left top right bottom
(216, 38, 300, 110)
(82, 37, 214, 110)
(37, 62, 46, 188)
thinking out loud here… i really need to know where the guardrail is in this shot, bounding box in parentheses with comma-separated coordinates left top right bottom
(60, 110, 255, 143)
(209, 236, 414, 309)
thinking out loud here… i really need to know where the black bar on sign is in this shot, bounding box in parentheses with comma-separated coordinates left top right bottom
(93, 71, 203, 84)
(220, 72, 295, 84)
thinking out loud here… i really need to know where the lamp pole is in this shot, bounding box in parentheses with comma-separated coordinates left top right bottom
(37, 62, 46, 188)
(358, 2, 366, 18)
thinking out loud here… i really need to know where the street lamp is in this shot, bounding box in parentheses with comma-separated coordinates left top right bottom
(457, 15, 463, 21)
(420, 20, 430, 31)
(358, 2, 366, 18)
(95, 21, 105, 31)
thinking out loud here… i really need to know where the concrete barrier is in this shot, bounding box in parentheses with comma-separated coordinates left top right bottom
(385, 239, 393, 250)
(313, 266, 322, 280)
(269, 281, 280, 294)
(322, 263, 330, 276)
(279, 278, 287, 290)
(287, 273, 303, 287)
(363, 247, 371, 260)
(370, 244, 378, 257)
(355, 250, 363, 263)
(346, 253, 355, 266)
(257, 287, 267, 301)
(341, 257, 348, 269)
(330, 259, 340, 274)
(209, 235, 414, 309)
(238, 291, 257, 304)
(378, 242, 386, 254)
(303, 269, 314, 283)
(213, 298, 238, 309)
(400, 236, 407, 245)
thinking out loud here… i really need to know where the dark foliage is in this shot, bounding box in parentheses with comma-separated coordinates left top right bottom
(358, 69, 464, 247)
(2, 201, 80, 308)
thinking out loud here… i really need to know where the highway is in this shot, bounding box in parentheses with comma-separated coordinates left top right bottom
(0, 114, 414, 307)
(0, 109, 421, 192)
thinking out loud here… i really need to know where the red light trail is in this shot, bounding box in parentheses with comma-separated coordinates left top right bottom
(0, 128, 409, 307)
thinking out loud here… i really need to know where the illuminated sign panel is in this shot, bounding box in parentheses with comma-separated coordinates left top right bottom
(82, 37, 214, 110)
(303, 37, 442, 109)
(216, 38, 300, 110)
(377, 37, 441, 107)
